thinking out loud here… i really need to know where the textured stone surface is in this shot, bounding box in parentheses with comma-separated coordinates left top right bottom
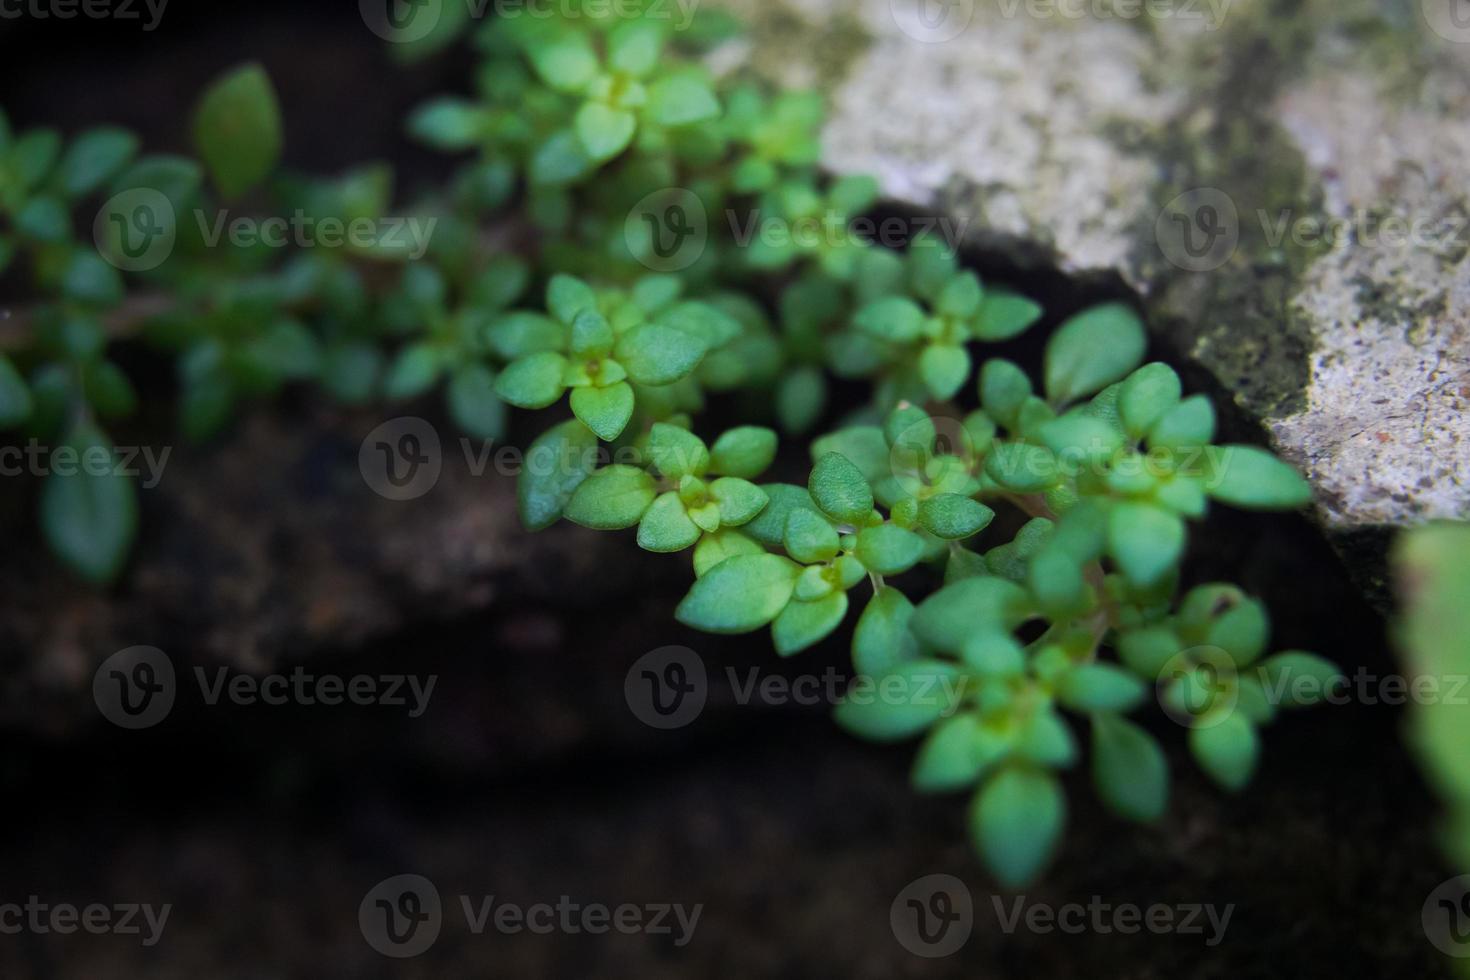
(723, 0, 1470, 563)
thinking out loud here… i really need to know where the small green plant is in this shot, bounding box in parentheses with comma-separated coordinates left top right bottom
(0, 4, 1337, 884)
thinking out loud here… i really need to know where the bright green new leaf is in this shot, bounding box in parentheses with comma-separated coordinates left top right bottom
(692, 528, 763, 577)
(1057, 664, 1147, 713)
(649, 423, 710, 479)
(773, 591, 849, 656)
(1108, 501, 1184, 588)
(1044, 303, 1146, 405)
(913, 714, 995, 792)
(193, 63, 282, 198)
(706, 478, 764, 527)
(494, 352, 568, 409)
(855, 523, 925, 576)
(646, 74, 720, 126)
(809, 452, 873, 525)
(564, 464, 657, 530)
(852, 586, 918, 676)
(1207, 445, 1312, 510)
(919, 343, 970, 401)
(918, 494, 994, 539)
(854, 297, 925, 343)
(615, 322, 706, 386)
(1118, 362, 1181, 440)
(979, 359, 1032, 429)
(1190, 712, 1259, 791)
(638, 491, 701, 553)
(970, 766, 1065, 888)
(575, 102, 637, 161)
(912, 577, 1031, 653)
(973, 291, 1043, 341)
(1147, 395, 1215, 451)
(833, 660, 962, 742)
(570, 382, 634, 441)
(675, 553, 800, 633)
(1092, 713, 1168, 822)
(709, 426, 777, 479)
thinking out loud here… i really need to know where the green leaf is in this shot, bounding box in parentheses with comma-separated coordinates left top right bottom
(919, 343, 971, 401)
(1044, 303, 1146, 405)
(1092, 713, 1168, 822)
(1206, 445, 1312, 510)
(973, 291, 1042, 341)
(575, 102, 637, 161)
(978, 359, 1032, 429)
(530, 130, 595, 186)
(406, 99, 486, 150)
(743, 483, 820, 548)
(646, 74, 720, 126)
(524, 27, 598, 92)
(14, 197, 70, 243)
(0, 354, 33, 428)
(913, 714, 1003, 792)
(852, 586, 918, 676)
(1147, 395, 1215, 451)
(192, 63, 282, 198)
(564, 464, 657, 530)
(984, 442, 1058, 493)
(855, 523, 926, 576)
(519, 419, 599, 531)
(675, 553, 801, 633)
(853, 297, 924, 342)
(615, 323, 706, 386)
(608, 19, 665, 77)
(61, 252, 125, 307)
(1189, 713, 1259, 792)
(1108, 501, 1185, 589)
(709, 426, 777, 479)
(809, 452, 874, 525)
(833, 660, 962, 741)
(570, 382, 634, 441)
(1204, 597, 1269, 666)
(11, 129, 61, 189)
(784, 508, 841, 564)
(1118, 363, 1181, 440)
(494, 352, 568, 409)
(1117, 626, 1184, 680)
(40, 423, 137, 584)
(710, 477, 768, 527)
(649, 423, 710, 479)
(383, 344, 442, 401)
(487, 313, 565, 359)
(1256, 651, 1342, 708)
(446, 364, 505, 440)
(970, 766, 1065, 888)
(918, 494, 994, 539)
(1057, 664, 1147, 713)
(638, 491, 701, 553)
(912, 577, 1031, 653)
(693, 528, 763, 577)
(773, 592, 849, 656)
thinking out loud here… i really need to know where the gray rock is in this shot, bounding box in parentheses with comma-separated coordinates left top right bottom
(718, 0, 1470, 585)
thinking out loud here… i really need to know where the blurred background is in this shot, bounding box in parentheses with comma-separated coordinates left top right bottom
(0, 1, 1460, 976)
